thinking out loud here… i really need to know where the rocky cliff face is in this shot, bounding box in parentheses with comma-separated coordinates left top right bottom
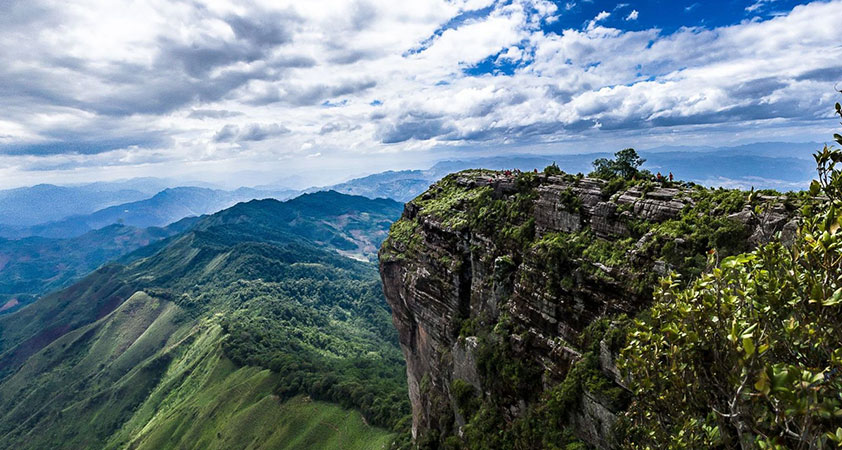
(379, 170, 797, 448)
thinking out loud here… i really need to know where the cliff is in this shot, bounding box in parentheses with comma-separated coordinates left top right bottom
(379, 169, 798, 448)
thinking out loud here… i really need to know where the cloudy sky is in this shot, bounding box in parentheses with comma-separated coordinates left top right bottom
(1, 0, 841, 188)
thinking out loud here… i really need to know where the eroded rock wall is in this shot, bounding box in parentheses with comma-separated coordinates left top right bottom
(379, 171, 796, 447)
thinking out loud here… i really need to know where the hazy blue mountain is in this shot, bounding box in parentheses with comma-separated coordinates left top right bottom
(0, 184, 151, 227)
(644, 141, 821, 158)
(309, 142, 819, 202)
(311, 170, 434, 202)
(642, 151, 814, 189)
(0, 177, 237, 229)
(0, 186, 297, 239)
(66, 177, 217, 195)
(0, 217, 200, 315)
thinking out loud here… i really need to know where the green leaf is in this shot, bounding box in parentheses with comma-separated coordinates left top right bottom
(755, 370, 771, 395)
(743, 337, 755, 357)
(811, 180, 822, 196)
(824, 287, 842, 307)
(741, 323, 757, 339)
(771, 367, 791, 392)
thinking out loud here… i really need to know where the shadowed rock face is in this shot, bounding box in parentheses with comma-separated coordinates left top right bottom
(379, 170, 797, 447)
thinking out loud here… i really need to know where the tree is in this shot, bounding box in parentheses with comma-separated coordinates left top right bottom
(591, 148, 646, 180)
(619, 98, 842, 449)
(544, 162, 563, 176)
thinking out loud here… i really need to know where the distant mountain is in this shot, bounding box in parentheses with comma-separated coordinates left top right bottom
(642, 151, 814, 189)
(69, 176, 223, 194)
(197, 190, 403, 261)
(0, 217, 200, 315)
(644, 141, 821, 159)
(0, 186, 297, 239)
(0, 177, 263, 230)
(310, 143, 819, 202)
(314, 170, 434, 202)
(311, 156, 591, 202)
(0, 191, 406, 449)
(0, 184, 151, 227)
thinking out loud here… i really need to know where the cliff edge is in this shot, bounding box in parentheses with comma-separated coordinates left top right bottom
(379, 169, 798, 448)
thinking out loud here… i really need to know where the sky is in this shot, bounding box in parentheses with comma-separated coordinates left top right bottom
(1, 0, 841, 189)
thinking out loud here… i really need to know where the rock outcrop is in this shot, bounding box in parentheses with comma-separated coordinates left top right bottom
(379, 170, 797, 447)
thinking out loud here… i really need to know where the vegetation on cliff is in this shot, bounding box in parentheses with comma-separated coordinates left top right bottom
(619, 102, 842, 449)
(380, 109, 833, 448)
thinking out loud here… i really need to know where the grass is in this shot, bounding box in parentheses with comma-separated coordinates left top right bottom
(110, 326, 393, 450)
(0, 291, 395, 450)
(0, 191, 407, 449)
(413, 174, 492, 230)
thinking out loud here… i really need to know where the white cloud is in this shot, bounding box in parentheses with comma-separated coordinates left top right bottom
(0, 0, 840, 188)
(594, 10, 611, 21)
(746, 0, 778, 13)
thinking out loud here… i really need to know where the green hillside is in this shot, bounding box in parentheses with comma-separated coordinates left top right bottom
(0, 191, 407, 449)
(0, 217, 200, 314)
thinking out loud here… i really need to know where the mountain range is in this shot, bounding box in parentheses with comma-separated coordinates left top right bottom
(0, 142, 818, 242)
(315, 142, 819, 202)
(0, 186, 296, 239)
(0, 191, 406, 449)
(0, 217, 200, 315)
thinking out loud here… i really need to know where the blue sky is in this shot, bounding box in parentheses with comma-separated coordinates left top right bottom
(468, 0, 817, 75)
(0, 0, 840, 188)
(548, 0, 814, 32)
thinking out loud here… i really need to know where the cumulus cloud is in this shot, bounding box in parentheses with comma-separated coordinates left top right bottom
(213, 123, 290, 143)
(0, 0, 840, 187)
(188, 109, 244, 119)
(586, 10, 611, 30)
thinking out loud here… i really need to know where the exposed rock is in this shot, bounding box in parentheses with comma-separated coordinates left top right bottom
(379, 171, 798, 448)
(571, 391, 620, 449)
(728, 201, 799, 246)
(452, 337, 481, 390)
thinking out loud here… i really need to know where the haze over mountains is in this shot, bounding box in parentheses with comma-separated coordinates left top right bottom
(1, 141, 818, 233)
(320, 142, 820, 201)
(0, 218, 200, 314)
(0, 191, 406, 449)
(0, 141, 815, 319)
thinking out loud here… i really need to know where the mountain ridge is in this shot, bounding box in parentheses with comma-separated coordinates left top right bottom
(0, 190, 408, 450)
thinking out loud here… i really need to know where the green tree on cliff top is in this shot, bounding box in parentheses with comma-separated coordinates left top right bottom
(591, 148, 646, 180)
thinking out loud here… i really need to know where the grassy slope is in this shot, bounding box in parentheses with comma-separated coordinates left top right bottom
(107, 312, 393, 450)
(0, 191, 404, 449)
(0, 291, 394, 450)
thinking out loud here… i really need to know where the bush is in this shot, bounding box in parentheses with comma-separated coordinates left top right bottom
(619, 107, 842, 449)
(545, 162, 564, 176)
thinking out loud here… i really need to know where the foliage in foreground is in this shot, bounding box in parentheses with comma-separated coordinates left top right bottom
(620, 100, 842, 449)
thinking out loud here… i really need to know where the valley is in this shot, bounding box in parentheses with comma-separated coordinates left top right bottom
(0, 191, 407, 449)
(2, 1, 841, 448)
